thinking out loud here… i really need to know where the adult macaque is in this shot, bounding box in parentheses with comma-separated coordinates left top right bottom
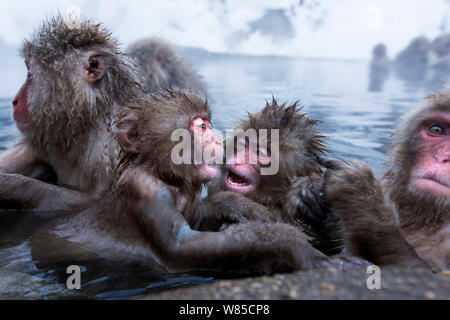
(394, 36, 430, 80)
(126, 38, 207, 94)
(322, 88, 450, 271)
(0, 16, 144, 210)
(193, 100, 343, 256)
(31, 91, 347, 275)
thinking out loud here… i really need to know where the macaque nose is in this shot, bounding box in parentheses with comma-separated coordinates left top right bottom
(435, 149, 450, 163)
(12, 99, 18, 107)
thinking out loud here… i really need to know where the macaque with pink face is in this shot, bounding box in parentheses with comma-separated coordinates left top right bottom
(320, 88, 450, 271)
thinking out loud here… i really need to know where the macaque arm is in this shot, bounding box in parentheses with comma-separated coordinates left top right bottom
(285, 174, 326, 224)
(0, 142, 41, 175)
(321, 157, 425, 267)
(135, 183, 367, 273)
(191, 191, 276, 231)
(0, 173, 96, 213)
(285, 174, 343, 255)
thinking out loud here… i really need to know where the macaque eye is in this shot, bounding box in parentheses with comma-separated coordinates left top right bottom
(428, 125, 446, 135)
(192, 117, 208, 132)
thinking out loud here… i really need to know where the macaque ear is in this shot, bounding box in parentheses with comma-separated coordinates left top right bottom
(83, 51, 107, 83)
(115, 119, 142, 154)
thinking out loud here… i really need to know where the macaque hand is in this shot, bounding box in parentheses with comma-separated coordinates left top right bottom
(198, 191, 275, 231)
(319, 157, 379, 204)
(287, 175, 325, 225)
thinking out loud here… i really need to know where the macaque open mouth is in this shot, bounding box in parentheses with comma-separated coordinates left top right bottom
(224, 167, 257, 194)
(227, 170, 251, 186)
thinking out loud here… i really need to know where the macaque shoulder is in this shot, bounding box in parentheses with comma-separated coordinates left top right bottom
(119, 167, 170, 200)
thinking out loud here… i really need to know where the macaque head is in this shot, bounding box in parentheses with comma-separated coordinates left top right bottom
(388, 88, 450, 207)
(431, 34, 450, 57)
(410, 112, 450, 199)
(115, 90, 222, 192)
(13, 15, 142, 144)
(126, 37, 176, 92)
(410, 36, 430, 52)
(223, 99, 326, 206)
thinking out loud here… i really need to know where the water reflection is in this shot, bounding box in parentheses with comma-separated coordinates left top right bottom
(0, 56, 448, 299)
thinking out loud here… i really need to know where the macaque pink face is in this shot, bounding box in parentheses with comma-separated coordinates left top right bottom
(190, 116, 222, 181)
(224, 137, 271, 194)
(411, 113, 450, 199)
(12, 57, 33, 132)
(12, 51, 106, 133)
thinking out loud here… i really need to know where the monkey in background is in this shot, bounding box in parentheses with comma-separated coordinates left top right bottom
(0, 15, 146, 211)
(126, 37, 207, 95)
(321, 88, 450, 271)
(429, 33, 450, 70)
(394, 36, 430, 80)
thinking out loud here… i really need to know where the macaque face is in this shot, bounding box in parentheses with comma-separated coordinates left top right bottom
(11, 51, 106, 133)
(411, 113, 450, 199)
(12, 57, 33, 132)
(191, 116, 222, 181)
(224, 137, 271, 194)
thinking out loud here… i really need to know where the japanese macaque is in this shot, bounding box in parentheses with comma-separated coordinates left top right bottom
(0, 16, 144, 210)
(31, 90, 350, 276)
(126, 37, 207, 94)
(193, 100, 343, 256)
(429, 33, 450, 69)
(369, 43, 390, 92)
(322, 88, 450, 271)
(394, 36, 430, 80)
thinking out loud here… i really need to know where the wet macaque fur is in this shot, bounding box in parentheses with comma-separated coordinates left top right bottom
(394, 36, 430, 80)
(31, 90, 349, 275)
(127, 37, 207, 95)
(193, 100, 344, 256)
(322, 88, 450, 271)
(0, 16, 145, 211)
